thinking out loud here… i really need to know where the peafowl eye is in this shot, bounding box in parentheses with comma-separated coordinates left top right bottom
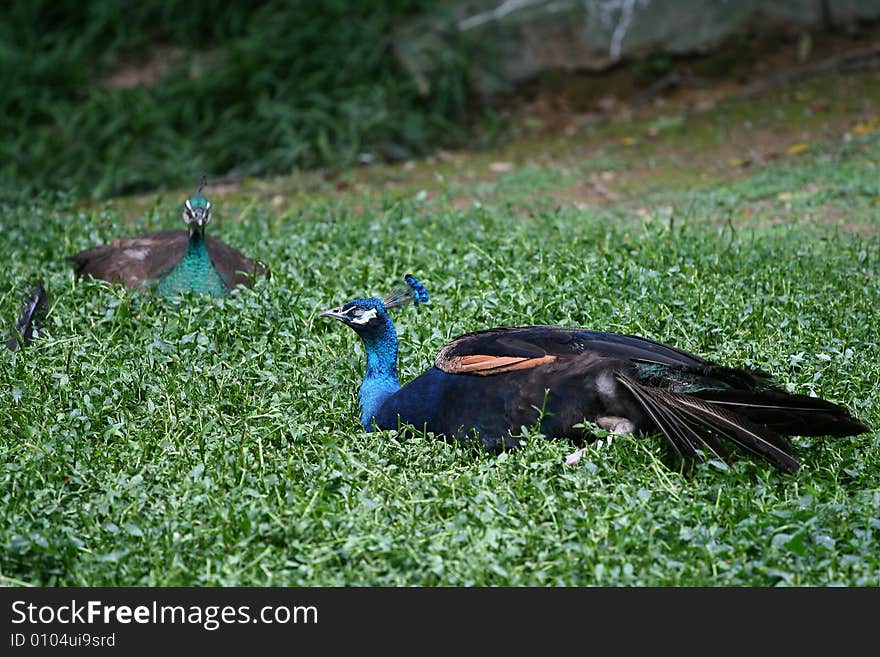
(323, 276, 868, 473)
(321, 300, 388, 332)
(69, 177, 266, 297)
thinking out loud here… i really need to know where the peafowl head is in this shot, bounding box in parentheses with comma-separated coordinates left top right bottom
(182, 176, 213, 235)
(320, 274, 429, 339)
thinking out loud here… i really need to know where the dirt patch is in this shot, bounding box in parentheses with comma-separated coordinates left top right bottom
(505, 25, 880, 134)
(109, 33, 880, 227)
(101, 46, 215, 90)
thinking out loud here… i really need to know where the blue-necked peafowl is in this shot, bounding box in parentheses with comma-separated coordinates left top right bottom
(6, 282, 48, 352)
(69, 177, 266, 297)
(321, 276, 868, 472)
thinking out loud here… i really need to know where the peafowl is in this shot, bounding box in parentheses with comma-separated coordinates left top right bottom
(69, 177, 266, 297)
(6, 282, 48, 352)
(322, 276, 868, 472)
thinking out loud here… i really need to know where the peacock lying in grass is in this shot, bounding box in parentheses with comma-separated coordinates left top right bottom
(321, 276, 868, 472)
(6, 282, 49, 352)
(69, 178, 266, 297)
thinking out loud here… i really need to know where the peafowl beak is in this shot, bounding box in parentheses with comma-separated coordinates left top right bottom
(320, 307, 347, 323)
(320, 302, 381, 328)
(192, 209, 209, 228)
(183, 197, 212, 231)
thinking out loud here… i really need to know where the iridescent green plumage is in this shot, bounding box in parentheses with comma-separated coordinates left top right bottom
(156, 234, 228, 297)
(631, 361, 775, 394)
(154, 193, 227, 297)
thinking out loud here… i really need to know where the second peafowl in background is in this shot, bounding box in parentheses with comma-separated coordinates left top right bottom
(322, 276, 868, 473)
(69, 177, 266, 297)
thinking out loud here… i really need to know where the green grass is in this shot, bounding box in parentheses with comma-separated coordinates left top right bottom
(2, 115, 880, 586)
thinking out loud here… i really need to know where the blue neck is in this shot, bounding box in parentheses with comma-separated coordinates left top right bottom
(358, 323, 400, 430)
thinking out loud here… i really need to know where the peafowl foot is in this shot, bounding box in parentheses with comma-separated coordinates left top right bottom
(565, 416, 636, 466)
(597, 416, 636, 434)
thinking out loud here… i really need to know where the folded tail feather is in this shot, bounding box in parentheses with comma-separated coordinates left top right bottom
(7, 282, 48, 352)
(632, 361, 867, 438)
(615, 373, 800, 472)
(690, 389, 868, 437)
(619, 378, 732, 463)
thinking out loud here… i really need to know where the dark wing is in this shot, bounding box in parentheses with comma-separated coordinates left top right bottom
(435, 325, 711, 375)
(204, 236, 268, 289)
(68, 230, 188, 288)
(432, 326, 866, 472)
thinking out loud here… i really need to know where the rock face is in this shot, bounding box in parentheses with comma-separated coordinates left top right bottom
(394, 0, 880, 95)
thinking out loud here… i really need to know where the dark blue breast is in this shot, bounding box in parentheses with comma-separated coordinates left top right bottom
(373, 367, 519, 449)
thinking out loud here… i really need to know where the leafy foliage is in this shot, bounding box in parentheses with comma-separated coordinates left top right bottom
(0, 1, 465, 198)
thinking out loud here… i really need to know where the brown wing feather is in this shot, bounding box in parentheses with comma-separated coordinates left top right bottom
(434, 325, 713, 379)
(70, 230, 266, 290)
(456, 355, 529, 370)
(435, 326, 709, 374)
(441, 354, 558, 376)
(204, 235, 267, 289)
(69, 230, 188, 288)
